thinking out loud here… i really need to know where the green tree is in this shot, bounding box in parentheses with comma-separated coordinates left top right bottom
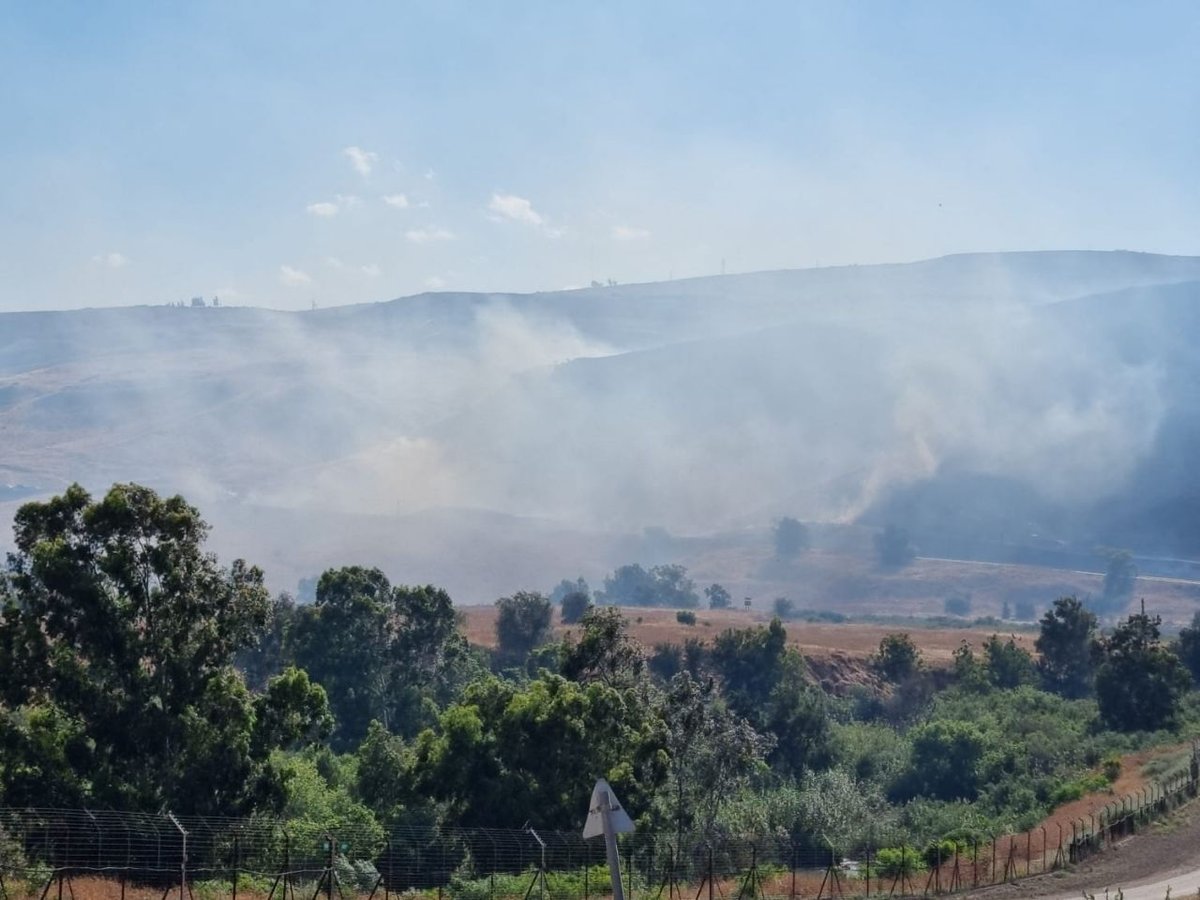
(354, 720, 415, 823)
(1176, 611, 1200, 685)
(559, 606, 646, 689)
(944, 592, 972, 617)
(561, 590, 592, 624)
(874, 633, 922, 682)
(952, 641, 988, 692)
(252, 666, 334, 756)
(905, 720, 985, 801)
(773, 517, 810, 559)
(1095, 606, 1191, 732)
(289, 567, 392, 745)
(550, 577, 590, 605)
(289, 570, 469, 746)
(236, 593, 297, 690)
(494, 591, 554, 664)
(709, 619, 830, 777)
(659, 672, 770, 837)
(982, 635, 1036, 690)
(772, 596, 796, 620)
(705, 583, 732, 610)
(1035, 597, 1097, 699)
(599, 563, 700, 608)
(412, 673, 663, 830)
(0, 483, 327, 814)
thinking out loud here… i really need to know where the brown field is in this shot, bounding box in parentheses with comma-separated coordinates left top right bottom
(461, 603, 1035, 665)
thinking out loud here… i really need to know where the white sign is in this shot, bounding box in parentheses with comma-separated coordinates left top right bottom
(583, 779, 635, 838)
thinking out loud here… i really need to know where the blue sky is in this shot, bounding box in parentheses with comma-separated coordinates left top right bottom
(2, 1, 1198, 311)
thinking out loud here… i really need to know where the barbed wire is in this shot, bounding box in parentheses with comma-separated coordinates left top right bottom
(0, 765, 1196, 899)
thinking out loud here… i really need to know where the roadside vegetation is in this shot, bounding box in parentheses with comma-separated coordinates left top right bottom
(3, 483, 1200, 851)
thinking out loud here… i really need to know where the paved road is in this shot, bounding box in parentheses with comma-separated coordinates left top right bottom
(1056, 867, 1200, 899)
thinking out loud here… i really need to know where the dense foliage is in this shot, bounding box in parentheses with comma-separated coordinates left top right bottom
(3, 485, 1199, 851)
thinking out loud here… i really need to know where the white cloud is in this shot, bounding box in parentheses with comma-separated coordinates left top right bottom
(279, 265, 313, 287)
(92, 251, 129, 268)
(423, 275, 447, 289)
(325, 257, 344, 268)
(343, 146, 378, 176)
(423, 168, 435, 181)
(612, 225, 651, 241)
(361, 264, 381, 277)
(383, 193, 410, 209)
(405, 226, 456, 244)
(488, 192, 544, 226)
(307, 195, 360, 217)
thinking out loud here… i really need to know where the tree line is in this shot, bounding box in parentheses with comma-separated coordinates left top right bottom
(4, 483, 1200, 852)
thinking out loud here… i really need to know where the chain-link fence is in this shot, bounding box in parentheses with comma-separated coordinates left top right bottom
(0, 761, 1196, 900)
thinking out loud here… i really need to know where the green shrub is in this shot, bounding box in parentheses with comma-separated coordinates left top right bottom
(872, 847, 927, 878)
(676, 610, 697, 626)
(1102, 753, 1122, 783)
(452, 866, 614, 900)
(921, 838, 965, 869)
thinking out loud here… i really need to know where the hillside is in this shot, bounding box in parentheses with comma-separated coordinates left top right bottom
(4, 250, 1200, 602)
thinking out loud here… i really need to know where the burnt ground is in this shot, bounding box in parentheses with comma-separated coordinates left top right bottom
(963, 802, 1200, 899)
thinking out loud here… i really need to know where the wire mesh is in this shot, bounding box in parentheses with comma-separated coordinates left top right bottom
(0, 759, 1196, 900)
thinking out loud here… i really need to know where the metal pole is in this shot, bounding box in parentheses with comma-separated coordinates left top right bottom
(327, 834, 334, 900)
(598, 791, 626, 900)
(166, 813, 186, 900)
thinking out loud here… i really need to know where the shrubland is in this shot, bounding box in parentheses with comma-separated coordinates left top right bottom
(2, 484, 1200, 854)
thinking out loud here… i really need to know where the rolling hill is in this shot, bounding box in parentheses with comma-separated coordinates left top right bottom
(3, 250, 1200, 604)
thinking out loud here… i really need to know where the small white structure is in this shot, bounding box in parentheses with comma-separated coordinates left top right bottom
(583, 779, 634, 900)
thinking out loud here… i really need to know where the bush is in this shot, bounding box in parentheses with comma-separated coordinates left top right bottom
(921, 839, 965, 869)
(676, 610, 697, 626)
(874, 633, 922, 682)
(944, 593, 972, 617)
(705, 583, 732, 610)
(1102, 753, 1122, 783)
(561, 590, 592, 624)
(873, 847, 927, 878)
(773, 597, 796, 620)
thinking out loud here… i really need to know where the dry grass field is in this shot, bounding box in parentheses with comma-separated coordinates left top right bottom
(461, 603, 1036, 665)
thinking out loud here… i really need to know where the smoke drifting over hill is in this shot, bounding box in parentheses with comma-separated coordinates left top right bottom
(3, 251, 1200, 597)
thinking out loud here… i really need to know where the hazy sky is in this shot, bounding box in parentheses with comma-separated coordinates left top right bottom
(3, 2, 1198, 311)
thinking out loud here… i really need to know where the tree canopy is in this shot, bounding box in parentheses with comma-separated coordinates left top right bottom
(0, 483, 330, 813)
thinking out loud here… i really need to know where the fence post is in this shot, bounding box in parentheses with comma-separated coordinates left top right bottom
(233, 834, 240, 900)
(326, 832, 335, 900)
(167, 812, 187, 900)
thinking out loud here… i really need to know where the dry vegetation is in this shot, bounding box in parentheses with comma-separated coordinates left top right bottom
(461, 603, 1036, 664)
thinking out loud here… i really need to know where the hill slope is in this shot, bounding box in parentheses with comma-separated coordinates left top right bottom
(3, 250, 1200, 598)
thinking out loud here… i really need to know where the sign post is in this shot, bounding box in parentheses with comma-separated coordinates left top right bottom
(583, 779, 635, 900)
